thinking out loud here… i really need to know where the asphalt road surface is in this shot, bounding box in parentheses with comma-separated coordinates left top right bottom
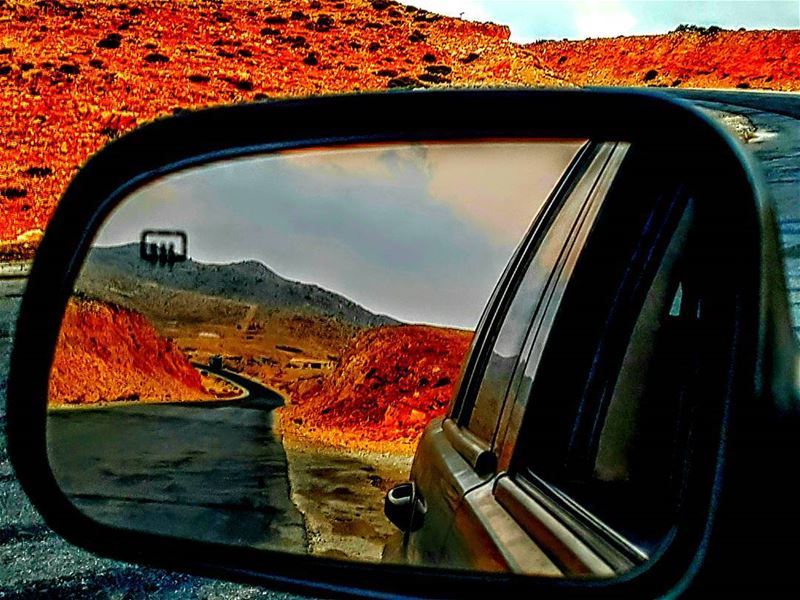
(47, 367, 306, 553)
(0, 284, 305, 598)
(1, 89, 800, 598)
(668, 90, 800, 334)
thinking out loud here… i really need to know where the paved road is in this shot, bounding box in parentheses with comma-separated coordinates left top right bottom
(47, 367, 306, 553)
(185, 363, 286, 411)
(1, 89, 800, 598)
(668, 90, 800, 333)
(669, 89, 800, 219)
(0, 277, 305, 599)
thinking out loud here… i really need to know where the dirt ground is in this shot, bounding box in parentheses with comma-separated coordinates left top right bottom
(164, 317, 347, 395)
(162, 307, 428, 562)
(198, 370, 244, 399)
(274, 411, 414, 563)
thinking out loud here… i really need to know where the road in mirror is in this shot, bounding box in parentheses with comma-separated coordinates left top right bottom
(46, 140, 583, 570)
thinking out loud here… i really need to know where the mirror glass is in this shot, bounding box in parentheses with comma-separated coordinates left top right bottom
(46, 140, 593, 570)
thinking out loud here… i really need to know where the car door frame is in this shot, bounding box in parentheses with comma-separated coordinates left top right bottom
(454, 136, 761, 584)
(434, 141, 635, 575)
(398, 138, 605, 566)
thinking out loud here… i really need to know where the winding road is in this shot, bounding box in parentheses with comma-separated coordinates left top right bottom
(47, 366, 307, 553)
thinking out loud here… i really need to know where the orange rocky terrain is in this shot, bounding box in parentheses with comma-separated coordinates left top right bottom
(49, 296, 217, 405)
(1, 1, 797, 260)
(279, 324, 473, 452)
(0, 0, 559, 257)
(528, 26, 800, 90)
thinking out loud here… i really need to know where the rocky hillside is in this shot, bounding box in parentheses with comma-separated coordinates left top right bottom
(79, 243, 397, 328)
(280, 324, 473, 444)
(1, 1, 796, 259)
(0, 0, 564, 255)
(49, 296, 211, 405)
(529, 27, 799, 90)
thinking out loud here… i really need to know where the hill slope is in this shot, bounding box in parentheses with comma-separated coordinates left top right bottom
(78, 243, 397, 329)
(529, 28, 799, 90)
(280, 324, 473, 446)
(49, 297, 211, 405)
(1, 0, 796, 257)
(0, 0, 565, 251)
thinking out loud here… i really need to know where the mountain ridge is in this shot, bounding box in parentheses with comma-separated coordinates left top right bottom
(78, 243, 399, 329)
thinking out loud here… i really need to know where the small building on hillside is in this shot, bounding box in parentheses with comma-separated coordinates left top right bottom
(287, 357, 336, 370)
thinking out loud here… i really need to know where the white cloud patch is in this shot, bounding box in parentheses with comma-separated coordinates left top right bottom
(408, 0, 799, 41)
(573, 0, 638, 38)
(284, 142, 585, 247)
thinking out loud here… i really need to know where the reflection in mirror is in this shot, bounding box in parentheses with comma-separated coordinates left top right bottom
(46, 141, 584, 569)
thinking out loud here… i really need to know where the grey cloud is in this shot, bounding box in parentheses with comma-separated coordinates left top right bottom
(95, 144, 574, 328)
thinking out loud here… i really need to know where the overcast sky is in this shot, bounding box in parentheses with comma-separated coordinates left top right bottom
(411, 1, 799, 41)
(94, 142, 583, 329)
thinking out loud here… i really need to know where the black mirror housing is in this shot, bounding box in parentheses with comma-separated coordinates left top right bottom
(6, 88, 790, 598)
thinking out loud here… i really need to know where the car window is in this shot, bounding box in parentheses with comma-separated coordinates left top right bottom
(459, 143, 616, 443)
(570, 202, 698, 549)
(593, 213, 693, 482)
(510, 145, 703, 553)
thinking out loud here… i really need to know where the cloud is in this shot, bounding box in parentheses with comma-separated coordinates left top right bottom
(95, 142, 583, 328)
(280, 144, 426, 183)
(424, 141, 585, 245)
(573, 0, 638, 38)
(410, 0, 800, 42)
(288, 142, 584, 248)
(99, 147, 514, 327)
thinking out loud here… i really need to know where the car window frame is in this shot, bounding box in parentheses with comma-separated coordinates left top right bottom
(447, 139, 597, 429)
(496, 148, 724, 570)
(489, 143, 634, 469)
(461, 142, 623, 445)
(448, 141, 631, 449)
(438, 142, 643, 577)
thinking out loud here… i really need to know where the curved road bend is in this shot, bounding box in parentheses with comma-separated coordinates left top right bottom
(185, 362, 287, 411)
(46, 365, 307, 554)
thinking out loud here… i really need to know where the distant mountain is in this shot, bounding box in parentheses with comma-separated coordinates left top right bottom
(76, 243, 398, 329)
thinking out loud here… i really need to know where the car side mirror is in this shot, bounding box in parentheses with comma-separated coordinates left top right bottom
(6, 89, 789, 598)
(385, 483, 426, 532)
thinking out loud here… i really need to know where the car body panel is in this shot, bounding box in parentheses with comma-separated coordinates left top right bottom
(443, 479, 564, 575)
(385, 417, 493, 565)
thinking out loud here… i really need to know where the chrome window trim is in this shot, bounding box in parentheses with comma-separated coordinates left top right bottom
(493, 143, 631, 468)
(507, 473, 648, 570)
